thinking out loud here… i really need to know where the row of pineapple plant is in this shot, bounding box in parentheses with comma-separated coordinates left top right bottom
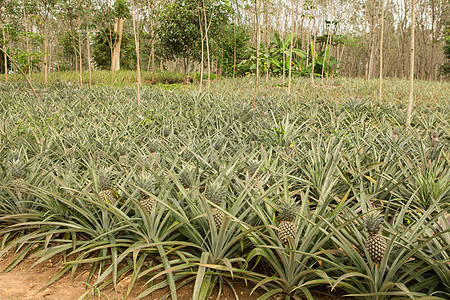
(0, 80, 448, 299)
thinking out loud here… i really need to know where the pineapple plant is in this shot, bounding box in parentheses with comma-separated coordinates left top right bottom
(136, 173, 156, 214)
(277, 201, 298, 245)
(97, 167, 116, 204)
(205, 182, 226, 229)
(364, 211, 387, 263)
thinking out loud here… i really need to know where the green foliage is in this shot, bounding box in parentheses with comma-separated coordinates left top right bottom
(113, 0, 131, 20)
(239, 32, 307, 76)
(156, 0, 232, 74)
(212, 24, 251, 77)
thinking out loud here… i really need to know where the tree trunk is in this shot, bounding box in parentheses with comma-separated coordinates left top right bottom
(43, 19, 48, 84)
(202, 0, 211, 90)
(198, 3, 204, 92)
(111, 17, 124, 72)
(288, 0, 295, 94)
(310, 0, 317, 84)
(406, 0, 415, 127)
(151, 17, 155, 82)
(132, 0, 141, 110)
(233, 19, 236, 79)
(253, 0, 260, 120)
(0, 6, 7, 81)
(86, 26, 92, 87)
(379, 0, 385, 102)
(78, 28, 83, 86)
(23, 0, 31, 78)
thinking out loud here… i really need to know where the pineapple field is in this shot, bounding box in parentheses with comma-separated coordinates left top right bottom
(0, 77, 449, 299)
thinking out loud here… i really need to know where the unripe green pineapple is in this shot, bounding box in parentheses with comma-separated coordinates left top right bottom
(117, 143, 129, 166)
(214, 135, 226, 151)
(277, 201, 298, 245)
(364, 211, 386, 263)
(136, 173, 156, 214)
(9, 159, 27, 195)
(179, 168, 191, 189)
(97, 168, 115, 204)
(182, 148, 194, 162)
(162, 126, 171, 137)
(390, 128, 399, 143)
(147, 139, 160, 153)
(64, 132, 77, 157)
(431, 131, 440, 148)
(206, 182, 226, 229)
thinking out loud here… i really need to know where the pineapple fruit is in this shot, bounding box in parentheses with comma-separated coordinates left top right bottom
(117, 143, 129, 166)
(136, 173, 156, 214)
(179, 168, 191, 190)
(8, 159, 27, 196)
(206, 182, 225, 229)
(364, 211, 386, 263)
(277, 201, 298, 245)
(431, 131, 440, 148)
(97, 168, 115, 204)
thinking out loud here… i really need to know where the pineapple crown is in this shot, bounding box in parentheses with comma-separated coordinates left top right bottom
(136, 173, 154, 198)
(277, 200, 298, 222)
(136, 153, 150, 169)
(97, 167, 114, 191)
(246, 159, 260, 176)
(363, 211, 383, 235)
(205, 181, 225, 205)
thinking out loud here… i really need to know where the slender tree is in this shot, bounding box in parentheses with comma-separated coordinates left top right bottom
(132, 0, 141, 109)
(379, 0, 385, 102)
(84, 0, 92, 87)
(253, 0, 260, 119)
(0, 0, 7, 81)
(288, 0, 295, 94)
(110, 0, 130, 72)
(310, 0, 317, 84)
(406, 0, 416, 126)
(202, 0, 211, 90)
(37, 0, 57, 84)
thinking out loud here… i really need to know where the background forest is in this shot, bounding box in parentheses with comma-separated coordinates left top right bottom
(0, 0, 449, 83)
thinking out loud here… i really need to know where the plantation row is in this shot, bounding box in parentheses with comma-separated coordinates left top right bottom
(0, 80, 449, 299)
